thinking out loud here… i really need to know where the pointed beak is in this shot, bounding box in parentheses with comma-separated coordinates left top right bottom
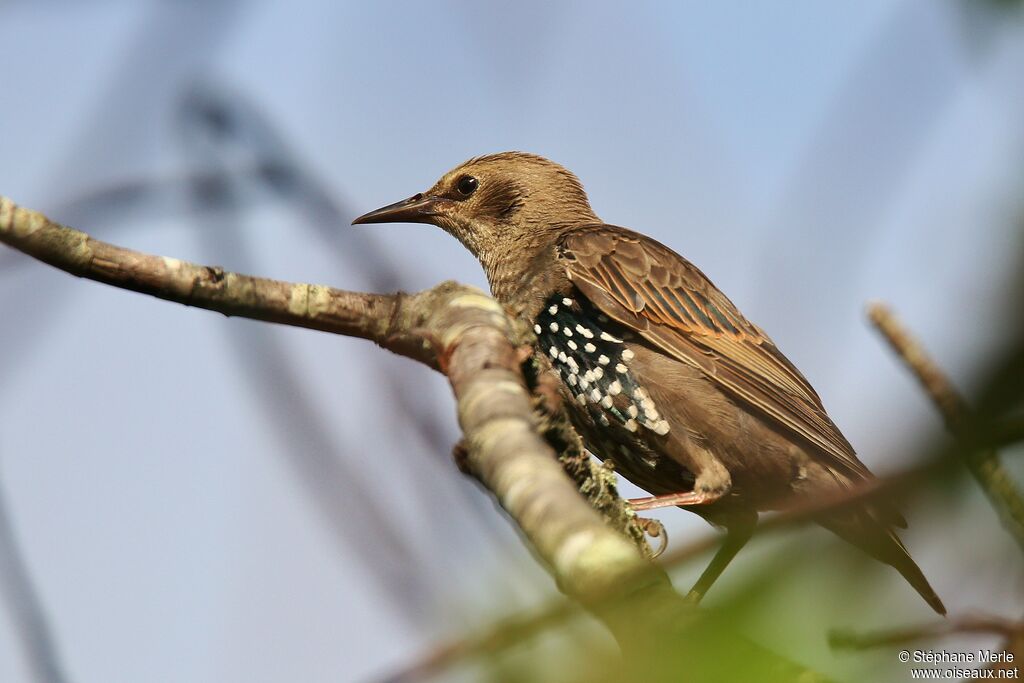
(351, 193, 448, 225)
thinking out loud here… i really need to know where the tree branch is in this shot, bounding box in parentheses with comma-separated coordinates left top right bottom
(868, 302, 1024, 550)
(1, 196, 826, 682)
(0, 194, 653, 593)
(829, 614, 1016, 651)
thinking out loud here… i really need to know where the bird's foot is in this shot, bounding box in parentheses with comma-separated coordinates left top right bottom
(634, 516, 668, 558)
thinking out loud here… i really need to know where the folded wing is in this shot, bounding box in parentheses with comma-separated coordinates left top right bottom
(558, 224, 869, 481)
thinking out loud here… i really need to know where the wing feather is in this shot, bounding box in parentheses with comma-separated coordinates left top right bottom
(559, 224, 868, 479)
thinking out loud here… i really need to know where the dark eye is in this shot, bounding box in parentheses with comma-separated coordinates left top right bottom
(456, 175, 478, 196)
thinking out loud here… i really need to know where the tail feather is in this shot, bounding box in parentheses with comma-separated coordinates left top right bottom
(820, 513, 946, 615)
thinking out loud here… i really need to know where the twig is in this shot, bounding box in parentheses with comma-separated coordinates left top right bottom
(829, 614, 1016, 651)
(0, 197, 434, 361)
(868, 302, 1024, 550)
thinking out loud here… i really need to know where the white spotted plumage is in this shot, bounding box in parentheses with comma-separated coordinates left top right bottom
(534, 291, 672, 440)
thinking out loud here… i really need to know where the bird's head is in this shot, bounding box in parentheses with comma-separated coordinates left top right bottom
(352, 152, 599, 262)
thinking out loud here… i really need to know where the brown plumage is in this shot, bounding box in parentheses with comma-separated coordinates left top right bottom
(353, 151, 944, 614)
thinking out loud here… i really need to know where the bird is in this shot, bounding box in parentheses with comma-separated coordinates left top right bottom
(353, 151, 945, 614)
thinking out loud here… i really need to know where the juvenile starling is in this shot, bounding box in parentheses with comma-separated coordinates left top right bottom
(354, 152, 945, 614)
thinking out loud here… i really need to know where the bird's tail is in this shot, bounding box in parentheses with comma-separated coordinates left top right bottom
(819, 511, 946, 615)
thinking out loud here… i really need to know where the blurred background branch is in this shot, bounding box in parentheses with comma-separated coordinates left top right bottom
(0, 464, 69, 683)
(869, 302, 1024, 549)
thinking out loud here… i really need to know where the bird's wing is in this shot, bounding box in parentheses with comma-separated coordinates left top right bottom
(558, 224, 869, 480)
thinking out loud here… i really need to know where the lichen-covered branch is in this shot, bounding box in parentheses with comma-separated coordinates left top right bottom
(1, 196, 823, 682)
(0, 195, 652, 593)
(409, 289, 655, 599)
(868, 302, 1024, 550)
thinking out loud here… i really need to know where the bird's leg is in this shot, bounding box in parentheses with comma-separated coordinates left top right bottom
(629, 458, 732, 510)
(629, 490, 721, 509)
(685, 512, 757, 604)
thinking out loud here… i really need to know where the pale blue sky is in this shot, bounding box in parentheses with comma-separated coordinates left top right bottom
(2, 2, 1023, 682)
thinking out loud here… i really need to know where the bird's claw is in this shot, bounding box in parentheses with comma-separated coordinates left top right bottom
(635, 516, 668, 558)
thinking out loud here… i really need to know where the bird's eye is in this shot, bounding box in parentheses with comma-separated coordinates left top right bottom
(456, 175, 478, 196)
